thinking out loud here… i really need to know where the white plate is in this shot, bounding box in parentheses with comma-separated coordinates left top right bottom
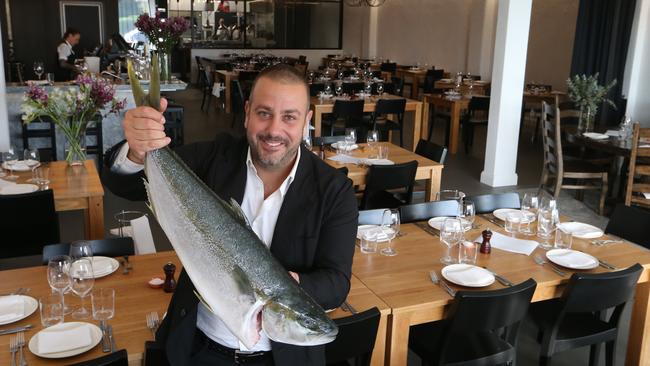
(0, 184, 39, 195)
(583, 132, 609, 140)
(331, 142, 359, 151)
(546, 249, 599, 269)
(492, 208, 536, 223)
(0, 295, 38, 325)
(2, 161, 38, 171)
(29, 322, 102, 359)
(427, 217, 472, 232)
(91, 256, 120, 278)
(556, 222, 604, 239)
(442, 264, 495, 287)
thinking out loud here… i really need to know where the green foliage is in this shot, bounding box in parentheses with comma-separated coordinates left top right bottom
(566, 73, 617, 115)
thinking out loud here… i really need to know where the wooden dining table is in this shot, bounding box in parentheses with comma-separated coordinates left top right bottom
(213, 70, 239, 114)
(0, 251, 390, 366)
(394, 68, 428, 100)
(12, 160, 104, 239)
(351, 215, 650, 366)
(322, 142, 443, 202)
(421, 94, 471, 155)
(433, 80, 491, 96)
(310, 94, 423, 152)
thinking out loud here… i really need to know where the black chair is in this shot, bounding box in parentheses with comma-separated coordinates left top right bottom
(338, 166, 349, 176)
(144, 341, 170, 366)
(358, 209, 387, 225)
(238, 71, 259, 87)
(530, 264, 643, 366)
(313, 135, 348, 147)
(323, 100, 365, 136)
(195, 55, 204, 87)
(421, 69, 445, 94)
(310, 83, 325, 96)
(42, 238, 135, 264)
(371, 98, 407, 147)
(68, 349, 128, 366)
(468, 192, 521, 214)
(230, 80, 246, 129)
(1, 189, 59, 259)
(380, 62, 397, 74)
(326, 307, 381, 366)
(415, 139, 448, 164)
(409, 279, 537, 366)
(22, 118, 57, 162)
(389, 76, 404, 96)
(199, 68, 214, 111)
(360, 160, 418, 210)
(86, 115, 104, 171)
(163, 104, 184, 147)
(461, 96, 490, 154)
(605, 204, 650, 249)
(342, 82, 365, 95)
(399, 200, 460, 223)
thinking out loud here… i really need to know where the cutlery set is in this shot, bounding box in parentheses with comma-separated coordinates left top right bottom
(99, 322, 116, 353)
(341, 301, 358, 314)
(8, 332, 26, 366)
(146, 312, 160, 340)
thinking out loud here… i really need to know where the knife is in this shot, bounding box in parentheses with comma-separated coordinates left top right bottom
(483, 267, 514, 286)
(598, 259, 617, 270)
(0, 325, 32, 336)
(108, 325, 116, 353)
(99, 321, 110, 353)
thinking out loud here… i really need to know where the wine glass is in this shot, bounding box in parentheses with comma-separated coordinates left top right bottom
(303, 133, 313, 152)
(33, 61, 45, 80)
(364, 82, 372, 96)
(335, 84, 343, 97)
(47, 255, 71, 314)
(460, 199, 475, 231)
(380, 209, 400, 256)
(324, 83, 332, 96)
(344, 128, 357, 153)
(2, 147, 18, 181)
(69, 240, 94, 260)
(377, 83, 384, 95)
(440, 218, 463, 264)
(69, 258, 95, 320)
(537, 207, 559, 249)
(521, 193, 539, 227)
(367, 130, 379, 147)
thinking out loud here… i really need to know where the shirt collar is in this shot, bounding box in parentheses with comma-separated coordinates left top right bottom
(246, 146, 301, 197)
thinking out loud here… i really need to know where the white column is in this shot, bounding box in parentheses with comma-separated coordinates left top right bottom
(0, 18, 9, 151)
(480, 0, 532, 187)
(366, 7, 379, 59)
(623, 0, 650, 125)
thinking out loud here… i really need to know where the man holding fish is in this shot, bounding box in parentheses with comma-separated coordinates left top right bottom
(102, 64, 358, 365)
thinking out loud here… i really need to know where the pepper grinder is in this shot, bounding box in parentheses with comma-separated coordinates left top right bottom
(480, 229, 492, 254)
(163, 262, 177, 293)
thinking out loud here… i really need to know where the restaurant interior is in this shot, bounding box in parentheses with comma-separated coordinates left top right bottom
(1, 0, 650, 365)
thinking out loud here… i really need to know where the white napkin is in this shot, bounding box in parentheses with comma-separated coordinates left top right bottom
(0, 296, 25, 322)
(327, 154, 394, 166)
(131, 215, 156, 255)
(37, 323, 93, 354)
(551, 251, 594, 267)
(445, 266, 489, 286)
(605, 130, 622, 137)
(91, 257, 115, 277)
(557, 222, 603, 237)
(644, 193, 650, 199)
(109, 226, 133, 237)
(640, 144, 650, 148)
(475, 231, 538, 256)
(583, 132, 609, 140)
(357, 225, 390, 241)
(331, 142, 359, 151)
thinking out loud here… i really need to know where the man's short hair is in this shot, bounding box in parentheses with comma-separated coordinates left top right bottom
(63, 28, 80, 38)
(249, 64, 310, 109)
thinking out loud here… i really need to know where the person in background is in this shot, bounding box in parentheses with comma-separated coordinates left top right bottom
(231, 24, 241, 41)
(215, 18, 229, 40)
(56, 28, 81, 81)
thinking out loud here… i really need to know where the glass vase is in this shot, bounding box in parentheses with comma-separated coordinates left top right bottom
(64, 130, 87, 166)
(578, 106, 594, 133)
(158, 52, 172, 84)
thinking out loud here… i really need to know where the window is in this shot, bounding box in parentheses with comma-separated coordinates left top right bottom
(118, 0, 155, 42)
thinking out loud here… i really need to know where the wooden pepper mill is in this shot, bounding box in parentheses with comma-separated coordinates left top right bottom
(480, 229, 492, 254)
(163, 262, 177, 293)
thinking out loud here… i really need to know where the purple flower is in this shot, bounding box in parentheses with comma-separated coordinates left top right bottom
(27, 85, 48, 104)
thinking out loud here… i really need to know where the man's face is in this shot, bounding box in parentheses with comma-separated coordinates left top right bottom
(69, 34, 80, 46)
(245, 77, 312, 171)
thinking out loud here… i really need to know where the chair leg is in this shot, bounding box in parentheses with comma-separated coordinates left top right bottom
(539, 356, 551, 366)
(599, 173, 608, 215)
(200, 91, 207, 111)
(605, 340, 616, 366)
(588, 343, 602, 366)
(553, 175, 562, 199)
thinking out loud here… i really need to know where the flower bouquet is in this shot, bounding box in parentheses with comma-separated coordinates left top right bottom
(566, 73, 617, 133)
(21, 74, 126, 165)
(135, 12, 189, 82)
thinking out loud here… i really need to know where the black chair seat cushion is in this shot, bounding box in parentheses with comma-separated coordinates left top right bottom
(362, 190, 405, 210)
(409, 322, 515, 365)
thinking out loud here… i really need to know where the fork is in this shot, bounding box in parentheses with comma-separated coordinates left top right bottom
(341, 301, 358, 314)
(9, 336, 17, 366)
(429, 271, 456, 297)
(146, 312, 159, 340)
(533, 255, 567, 277)
(17, 332, 26, 366)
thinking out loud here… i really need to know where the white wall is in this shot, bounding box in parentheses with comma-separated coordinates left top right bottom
(341, 5, 369, 57)
(624, 0, 650, 126)
(0, 19, 9, 150)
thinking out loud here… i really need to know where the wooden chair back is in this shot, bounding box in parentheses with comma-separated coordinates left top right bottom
(541, 101, 563, 179)
(625, 122, 650, 208)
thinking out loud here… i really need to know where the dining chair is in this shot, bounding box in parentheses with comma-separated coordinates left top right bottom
(342, 82, 365, 95)
(360, 160, 418, 210)
(0, 189, 59, 259)
(194, 56, 204, 87)
(389, 76, 404, 97)
(68, 349, 128, 366)
(529, 264, 642, 366)
(230, 80, 246, 129)
(624, 122, 650, 209)
(42, 237, 135, 264)
(325, 307, 381, 366)
(358, 209, 387, 225)
(85, 114, 104, 172)
(313, 135, 348, 147)
(399, 200, 460, 223)
(467, 192, 521, 214)
(460, 96, 490, 154)
(199, 67, 214, 112)
(420, 69, 444, 94)
(409, 278, 537, 366)
(163, 104, 184, 148)
(22, 117, 57, 162)
(415, 139, 448, 164)
(322, 99, 366, 136)
(605, 204, 650, 249)
(309, 83, 325, 96)
(370, 98, 407, 147)
(539, 101, 609, 215)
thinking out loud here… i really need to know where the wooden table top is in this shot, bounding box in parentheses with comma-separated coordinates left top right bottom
(352, 215, 650, 314)
(310, 93, 420, 109)
(564, 126, 633, 157)
(0, 251, 388, 365)
(422, 93, 472, 107)
(13, 160, 104, 200)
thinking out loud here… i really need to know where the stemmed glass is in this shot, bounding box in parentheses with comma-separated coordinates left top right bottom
(376, 83, 384, 96)
(303, 133, 313, 152)
(440, 218, 463, 264)
(364, 82, 372, 96)
(367, 130, 379, 158)
(69, 240, 94, 260)
(47, 255, 71, 315)
(69, 258, 95, 320)
(460, 199, 475, 231)
(335, 83, 343, 97)
(522, 193, 539, 214)
(33, 61, 45, 80)
(2, 147, 19, 181)
(380, 209, 400, 256)
(324, 83, 332, 96)
(24, 149, 40, 183)
(344, 128, 357, 154)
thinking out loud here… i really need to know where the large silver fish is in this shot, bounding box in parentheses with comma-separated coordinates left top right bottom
(144, 147, 338, 349)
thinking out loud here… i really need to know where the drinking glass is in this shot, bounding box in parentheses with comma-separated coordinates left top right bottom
(2, 147, 18, 181)
(33, 166, 50, 186)
(46, 73, 55, 84)
(518, 210, 535, 236)
(69, 258, 95, 320)
(33, 61, 45, 80)
(24, 148, 40, 168)
(367, 130, 379, 147)
(539, 195, 557, 211)
(344, 128, 357, 153)
(436, 190, 466, 202)
(338, 70, 344, 80)
(360, 231, 378, 254)
(522, 193, 539, 215)
(376, 83, 384, 95)
(364, 83, 372, 95)
(92, 288, 115, 332)
(537, 208, 558, 249)
(324, 83, 332, 96)
(47, 255, 71, 315)
(505, 211, 522, 235)
(335, 84, 343, 97)
(40, 294, 64, 327)
(554, 227, 573, 249)
(440, 218, 462, 264)
(459, 241, 478, 264)
(69, 240, 94, 260)
(460, 199, 475, 231)
(380, 209, 399, 256)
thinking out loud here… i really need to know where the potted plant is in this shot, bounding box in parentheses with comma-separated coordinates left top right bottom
(21, 75, 126, 165)
(566, 73, 617, 133)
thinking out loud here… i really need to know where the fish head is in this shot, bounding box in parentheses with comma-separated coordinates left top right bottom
(262, 299, 338, 346)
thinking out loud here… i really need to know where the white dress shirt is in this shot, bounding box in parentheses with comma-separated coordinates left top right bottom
(57, 41, 73, 61)
(111, 143, 301, 351)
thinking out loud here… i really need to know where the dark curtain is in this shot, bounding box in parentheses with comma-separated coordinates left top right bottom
(570, 0, 637, 126)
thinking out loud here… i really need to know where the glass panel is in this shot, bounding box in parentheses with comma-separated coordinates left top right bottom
(118, 0, 155, 41)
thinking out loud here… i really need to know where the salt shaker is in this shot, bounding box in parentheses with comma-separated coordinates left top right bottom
(163, 262, 177, 293)
(480, 229, 492, 254)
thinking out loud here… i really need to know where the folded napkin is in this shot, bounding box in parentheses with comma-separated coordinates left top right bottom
(583, 132, 609, 140)
(445, 266, 489, 286)
(327, 154, 394, 166)
(331, 142, 359, 151)
(0, 296, 25, 322)
(91, 257, 115, 277)
(605, 130, 623, 137)
(475, 231, 538, 256)
(550, 250, 595, 268)
(357, 225, 390, 242)
(644, 193, 650, 199)
(557, 223, 603, 237)
(37, 323, 93, 354)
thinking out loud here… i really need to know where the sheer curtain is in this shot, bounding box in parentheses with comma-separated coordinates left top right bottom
(118, 0, 155, 37)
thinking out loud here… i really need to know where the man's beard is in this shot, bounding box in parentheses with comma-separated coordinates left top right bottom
(248, 132, 300, 170)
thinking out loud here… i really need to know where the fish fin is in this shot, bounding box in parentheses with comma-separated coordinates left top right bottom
(142, 177, 156, 217)
(193, 290, 215, 313)
(228, 198, 252, 229)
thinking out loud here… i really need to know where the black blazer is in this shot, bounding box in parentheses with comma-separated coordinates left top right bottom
(101, 134, 358, 365)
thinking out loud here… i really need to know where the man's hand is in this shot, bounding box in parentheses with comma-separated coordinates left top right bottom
(289, 271, 300, 283)
(123, 97, 171, 164)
